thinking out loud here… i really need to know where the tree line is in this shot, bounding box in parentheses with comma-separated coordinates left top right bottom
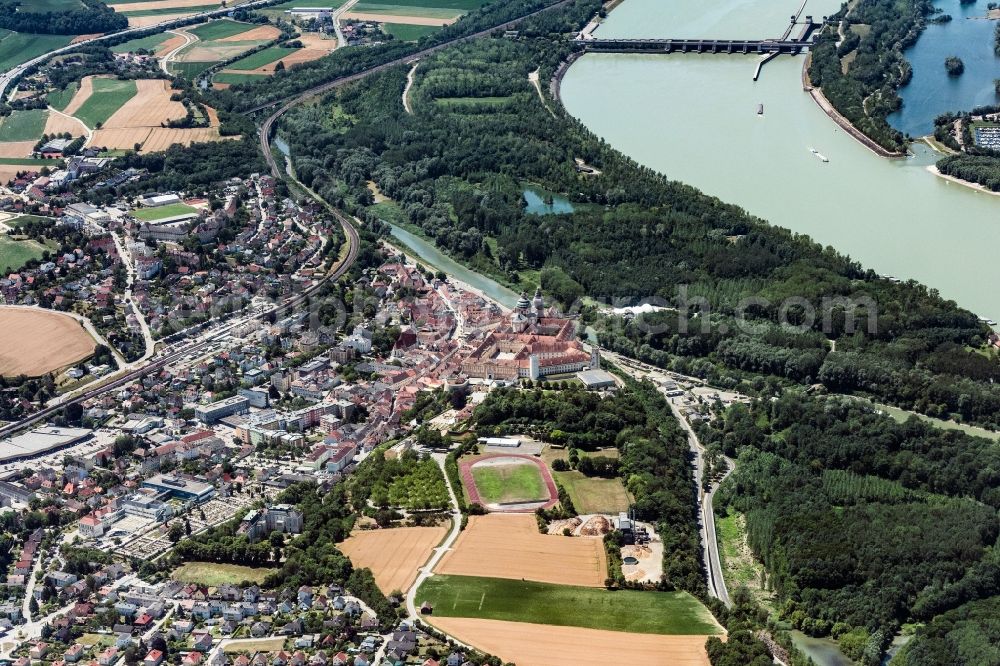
(0, 0, 127, 35)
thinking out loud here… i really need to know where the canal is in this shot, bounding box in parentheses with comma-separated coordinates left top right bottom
(561, 0, 1000, 319)
(387, 224, 520, 308)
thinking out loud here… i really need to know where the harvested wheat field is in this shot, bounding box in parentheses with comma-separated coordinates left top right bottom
(0, 141, 36, 158)
(103, 79, 186, 129)
(141, 127, 233, 152)
(218, 24, 281, 42)
(43, 111, 88, 137)
(342, 11, 456, 25)
(435, 514, 606, 587)
(0, 308, 96, 377)
(0, 166, 25, 184)
(62, 76, 96, 116)
(429, 618, 714, 666)
(339, 526, 447, 594)
(90, 127, 152, 150)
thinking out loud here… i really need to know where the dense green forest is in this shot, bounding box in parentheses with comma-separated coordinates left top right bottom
(700, 394, 1000, 663)
(274, 21, 1000, 429)
(937, 153, 1000, 191)
(0, 0, 127, 35)
(474, 382, 704, 593)
(891, 596, 1000, 665)
(808, 0, 932, 152)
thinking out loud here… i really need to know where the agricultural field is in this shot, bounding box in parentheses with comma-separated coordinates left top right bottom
(110, 32, 175, 54)
(46, 82, 78, 111)
(0, 306, 96, 378)
(221, 639, 286, 654)
(170, 561, 275, 586)
(212, 72, 268, 85)
(169, 61, 217, 79)
(132, 202, 198, 221)
(553, 470, 631, 515)
(346, 0, 487, 24)
(429, 618, 714, 666)
(471, 459, 546, 504)
(71, 78, 139, 129)
(383, 22, 441, 41)
(188, 18, 257, 41)
(339, 526, 448, 594)
(435, 514, 606, 587)
(173, 20, 284, 79)
(226, 45, 297, 71)
(418, 575, 724, 635)
(0, 110, 48, 142)
(0, 31, 74, 73)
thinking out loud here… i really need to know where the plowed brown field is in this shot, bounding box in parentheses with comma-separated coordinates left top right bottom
(0, 308, 96, 377)
(340, 526, 447, 594)
(427, 618, 714, 666)
(435, 514, 606, 587)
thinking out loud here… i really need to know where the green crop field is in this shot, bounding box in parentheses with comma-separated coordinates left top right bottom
(189, 19, 255, 41)
(74, 79, 138, 129)
(267, 0, 348, 8)
(417, 575, 723, 635)
(132, 202, 198, 221)
(0, 31, 73, 74)
(351, 2, 465, 19)
(170, 61, 217, 79)
(46, 82, 78, 111)
(554, 470, 631, 515)
(170, 562, 275, 586)
(0, 236, 51, 274)
(0, 110, 48, 142)
(0, 158, 61, 166)
(471, 462, 546, 504)
(228, 46, 297, 70)
(111, 32, 173, 54)
(213, 71, 269, 85)
(383, 23, 441, 40)
(121, 4, 219, 16)
(18, 0, 85, 11)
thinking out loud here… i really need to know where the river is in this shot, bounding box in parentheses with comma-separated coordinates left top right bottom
(561, 0, 1000, 319)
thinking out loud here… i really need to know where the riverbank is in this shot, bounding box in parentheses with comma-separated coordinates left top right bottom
(926, 163, 1000, 197)
(801, 57, 907, 159)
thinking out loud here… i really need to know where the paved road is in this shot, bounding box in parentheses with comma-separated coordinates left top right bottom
(601, 349, 734, 607)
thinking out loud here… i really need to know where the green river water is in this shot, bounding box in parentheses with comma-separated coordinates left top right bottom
(561, 0, 1000, 320)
